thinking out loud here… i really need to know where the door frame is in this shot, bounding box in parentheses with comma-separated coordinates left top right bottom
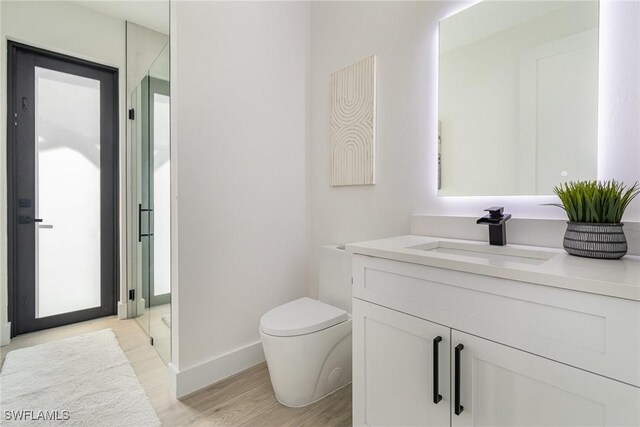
(6, 40, 120, 337)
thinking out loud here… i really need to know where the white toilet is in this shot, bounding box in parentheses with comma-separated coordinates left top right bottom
(260, 245, 352, 407)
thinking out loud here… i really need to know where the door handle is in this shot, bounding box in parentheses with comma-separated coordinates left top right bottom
(138, 204, 153, 242)
(433, 336, 442, 404)
(18, 216, 44, 224)
(38, 224, 53, 229)
(138, 204, 142, 242)
(454, 343, 464, 415)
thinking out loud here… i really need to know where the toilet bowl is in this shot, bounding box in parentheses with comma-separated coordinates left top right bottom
(260, 297, 352, 407)
(259, 245, 352, 407)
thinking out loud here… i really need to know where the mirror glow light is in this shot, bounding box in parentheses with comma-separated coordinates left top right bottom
(438, 1, 599, 197)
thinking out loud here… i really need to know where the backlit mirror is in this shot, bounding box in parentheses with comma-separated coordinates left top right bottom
(438, 1, 599, 196)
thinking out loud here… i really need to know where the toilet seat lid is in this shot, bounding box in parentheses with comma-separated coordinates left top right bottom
(260, 297, 348, 337)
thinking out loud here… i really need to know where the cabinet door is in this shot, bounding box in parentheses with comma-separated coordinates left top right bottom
(451, 330, 640, 427)
(353, 298, 451, 427)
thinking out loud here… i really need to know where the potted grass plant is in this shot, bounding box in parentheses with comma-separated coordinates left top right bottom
(549, 180, 639, 259)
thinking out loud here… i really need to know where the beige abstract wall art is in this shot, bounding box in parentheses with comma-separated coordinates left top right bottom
(330, 55, 376, 186)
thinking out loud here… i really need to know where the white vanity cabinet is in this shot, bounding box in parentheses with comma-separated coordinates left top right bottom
(452, 331, 640, 427)
(353, 299, 450, 426)
(351, 253, 640, 427)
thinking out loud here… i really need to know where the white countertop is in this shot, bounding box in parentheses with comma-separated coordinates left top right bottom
(346, 235, 640, 302)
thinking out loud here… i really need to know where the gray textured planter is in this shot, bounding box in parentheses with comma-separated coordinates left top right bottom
(563, 222, 627, 259)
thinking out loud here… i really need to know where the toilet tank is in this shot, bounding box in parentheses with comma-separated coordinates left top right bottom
(318, 245, 352, 313)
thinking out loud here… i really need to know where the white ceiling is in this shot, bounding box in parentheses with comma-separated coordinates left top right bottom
(73, 1, 169, 35)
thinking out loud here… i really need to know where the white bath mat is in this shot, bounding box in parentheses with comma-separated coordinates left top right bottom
(0, 329, 160, 426)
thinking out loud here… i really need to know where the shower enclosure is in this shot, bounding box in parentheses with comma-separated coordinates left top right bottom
(127, 27, 171, 363)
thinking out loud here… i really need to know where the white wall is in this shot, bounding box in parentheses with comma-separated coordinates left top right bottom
(309, 1, 459, 297)
(0, 1, 127, 343)
(170, 1, 310, 396)
(309, 0, 640, 296)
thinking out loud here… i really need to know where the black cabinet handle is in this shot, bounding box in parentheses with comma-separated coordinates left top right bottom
(454, 343, 464, 415)
(433, 336, 442, 404)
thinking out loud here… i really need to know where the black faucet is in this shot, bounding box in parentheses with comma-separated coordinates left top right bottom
(477, 207, 511, 246)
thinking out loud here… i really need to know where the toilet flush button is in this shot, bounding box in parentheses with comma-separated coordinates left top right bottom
(328, 367, 343, 388)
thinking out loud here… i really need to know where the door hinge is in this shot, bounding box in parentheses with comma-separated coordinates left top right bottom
(150, 336, 154, 346)
(128, 289, 135, 301)
(128, 108, 135, 120)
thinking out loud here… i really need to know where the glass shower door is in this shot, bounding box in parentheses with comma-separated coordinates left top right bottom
(131, 43, 171, 363)
(131, 80, 149, 337)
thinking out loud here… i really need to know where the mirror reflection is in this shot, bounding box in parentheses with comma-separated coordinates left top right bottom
(438, 1, 599, 196)
(127, 21, 171, 363)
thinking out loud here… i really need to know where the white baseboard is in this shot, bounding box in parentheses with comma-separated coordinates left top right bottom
(167, 362, 179, 396)
(168, 340, 265, 399)
(1, 322, 12, 346)
(117, 301, 128, 319)
(137, 298, 145, 315)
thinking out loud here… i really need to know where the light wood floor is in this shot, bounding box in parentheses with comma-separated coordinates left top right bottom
(0, 316, 352, 426)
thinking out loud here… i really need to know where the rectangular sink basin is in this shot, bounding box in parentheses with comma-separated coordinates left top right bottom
(413, 241, 555, 266)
